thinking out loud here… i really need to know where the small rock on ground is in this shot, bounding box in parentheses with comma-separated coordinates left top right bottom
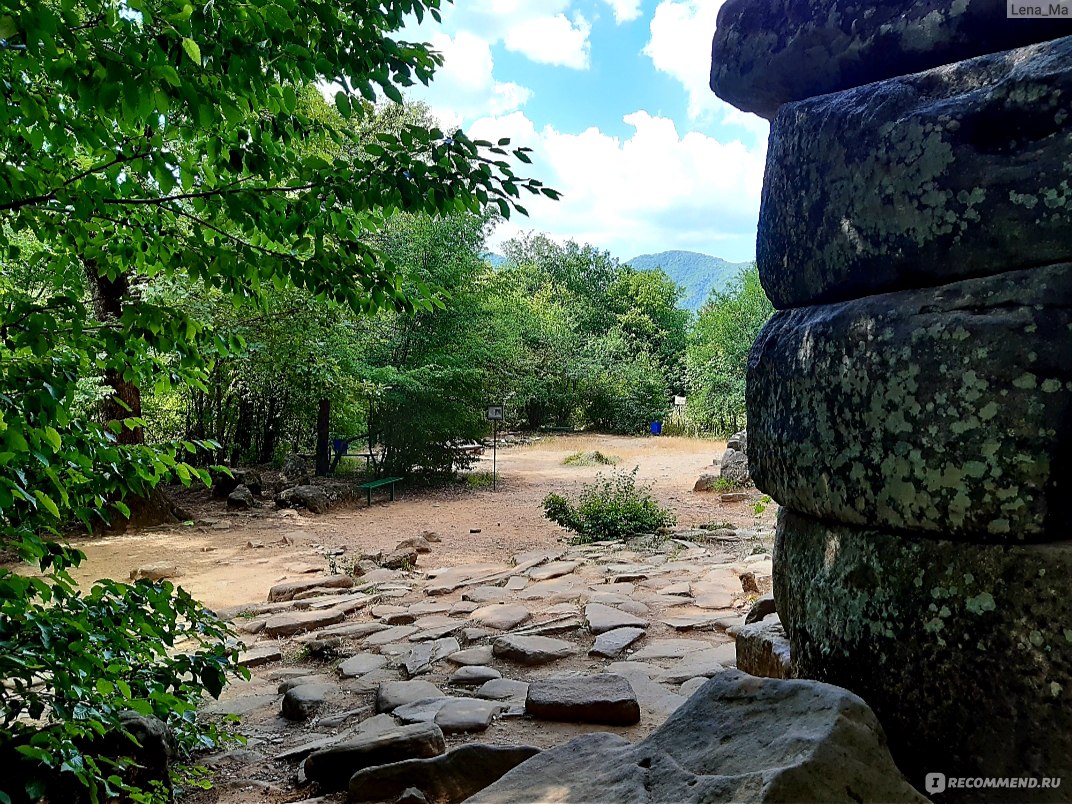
(377, 681, 446, 713)
(526, 674, 641, 726)
(493, 635, 576, 666)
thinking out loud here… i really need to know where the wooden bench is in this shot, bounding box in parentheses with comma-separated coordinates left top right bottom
(358, 476, 402, 506)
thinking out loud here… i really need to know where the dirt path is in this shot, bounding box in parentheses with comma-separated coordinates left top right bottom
(43, 434, 778, 804)
(66, 435, 766, 611)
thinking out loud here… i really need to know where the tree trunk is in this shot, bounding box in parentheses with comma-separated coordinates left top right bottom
(315, 398, 330, 476)
(89, 266, 143, 445)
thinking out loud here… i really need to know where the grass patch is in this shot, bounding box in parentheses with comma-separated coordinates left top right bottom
(465, 471, 496, 489)
(563, 450, 621, 466)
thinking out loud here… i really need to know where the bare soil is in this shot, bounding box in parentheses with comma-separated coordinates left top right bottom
(65, 435, 766, 610)
(45, 434, 777, 804)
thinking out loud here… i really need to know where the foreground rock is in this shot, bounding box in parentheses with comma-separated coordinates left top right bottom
(304, 722, 446, 791)
(733, 615, 792, 680)
(748, 264, 1072, 542)
(775, 510, 1072, 787)
(710, 0, 1068, 118)
(470, 670, 924, 803)
(526, 674, 640, 726)
(757, 38, 1072, 308)
(349, 744, 541, 803)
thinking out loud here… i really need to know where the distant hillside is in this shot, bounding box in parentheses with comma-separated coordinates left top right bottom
(626, 251, 753, 311)
(483, 252, 507, 269)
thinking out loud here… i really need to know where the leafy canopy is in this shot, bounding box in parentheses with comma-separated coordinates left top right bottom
(0, 0, 556, 800)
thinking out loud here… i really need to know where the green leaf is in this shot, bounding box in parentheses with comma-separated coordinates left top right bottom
(33, 490, 60, 519)
(182, 38, 202, 66)
(43, 427, 61, 450)
(334, 91, 351, 118)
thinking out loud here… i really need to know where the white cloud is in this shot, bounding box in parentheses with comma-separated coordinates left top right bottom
(504, 13, 591, 68)
(603, 0, 643, 23)
(412, 32, 532, 130)
(414, 1, 592, 71)
(644, 0, 726, 119)
(469, 109, 766, 261)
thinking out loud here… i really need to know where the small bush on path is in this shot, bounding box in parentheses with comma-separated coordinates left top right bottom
(543, 467, 676, 543)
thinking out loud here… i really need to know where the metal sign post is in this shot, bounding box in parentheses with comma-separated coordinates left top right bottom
(487, 406, 504, 491)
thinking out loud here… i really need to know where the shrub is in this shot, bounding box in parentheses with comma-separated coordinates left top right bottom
(543, 468, 676, 543)
(562, 450, 620, 467)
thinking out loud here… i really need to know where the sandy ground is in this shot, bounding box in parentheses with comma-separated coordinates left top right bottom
(63, 434, 770, 612)
(28, 434, 777, 804)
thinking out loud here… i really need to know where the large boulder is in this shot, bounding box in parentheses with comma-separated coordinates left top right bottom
(280, 453, 310, 486)
(710, 0, 1068, 119)
(226, 484, 255, 509)
(275, 484, 329, 514)
(747, 264, 1072, 542)
(756, 37, 1072, 308)
(469, 670, 924, 803)
(718, 451, 751, 487)
(775, 509, 1072, 792)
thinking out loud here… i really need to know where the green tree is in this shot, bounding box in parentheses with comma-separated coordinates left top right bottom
(685, 265, 774, 435)
(0, 1, 554, 799)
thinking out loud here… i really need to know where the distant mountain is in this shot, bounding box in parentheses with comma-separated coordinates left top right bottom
(483, 252, 507, 269)
(626, 250, 753, 311)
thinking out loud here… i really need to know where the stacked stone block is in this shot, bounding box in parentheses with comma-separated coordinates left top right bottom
(711, 3, 1072, 797)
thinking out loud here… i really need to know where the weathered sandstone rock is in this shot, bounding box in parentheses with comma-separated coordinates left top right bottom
(775, 509, 1072, 789)
(710, 0, 1068, 118)
(470, 670, 923, 803)
(757, 37, 1072, 307)
(748, 264, 1072, 541)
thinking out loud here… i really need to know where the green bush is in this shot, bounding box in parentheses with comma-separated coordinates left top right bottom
(543, 468, 676, 543)
(562, 450, 620, 466)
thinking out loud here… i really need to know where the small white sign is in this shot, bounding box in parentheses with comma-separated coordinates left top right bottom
(487, 406, 504, 420)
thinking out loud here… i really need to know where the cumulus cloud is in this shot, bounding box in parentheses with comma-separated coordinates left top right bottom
(643, 0, 726, 119)
(411, 32, 532, 130)
(503, 13, 592, 69)
(469, 110, 766, 260)
(420, 1, 592, 71)
(602, 0, 643, 24)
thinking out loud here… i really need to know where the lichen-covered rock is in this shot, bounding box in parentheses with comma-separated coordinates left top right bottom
(710, 0, 1068, 119)
(470, 670, 924, 803)
(757, 37, 1072, 308)
(719, 451, 751, 487)
(280, 453, 310, 486)
(748, 264, 1072, 542)
(775, 509, 1072, 792)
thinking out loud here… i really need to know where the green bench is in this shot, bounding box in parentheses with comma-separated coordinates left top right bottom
(358, 476, 402, 506)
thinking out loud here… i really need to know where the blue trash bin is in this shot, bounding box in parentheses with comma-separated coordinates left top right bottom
(650, 421, 662, 435)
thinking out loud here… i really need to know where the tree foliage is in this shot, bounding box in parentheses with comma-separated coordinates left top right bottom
(685, 265, 774, 436)
(0, 0, 554, 800)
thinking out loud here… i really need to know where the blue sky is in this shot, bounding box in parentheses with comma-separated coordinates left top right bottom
(403, 0, 768, 263)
